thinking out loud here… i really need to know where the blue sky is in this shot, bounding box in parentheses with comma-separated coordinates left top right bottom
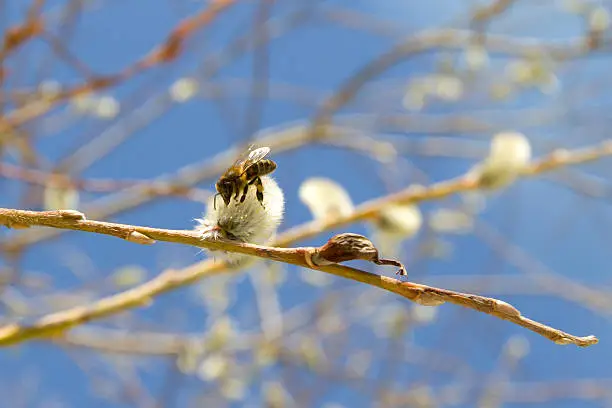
(1, 1, 611, 407)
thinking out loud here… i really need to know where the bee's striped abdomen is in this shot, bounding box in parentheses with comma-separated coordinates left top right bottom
(245, 160, 276, 179)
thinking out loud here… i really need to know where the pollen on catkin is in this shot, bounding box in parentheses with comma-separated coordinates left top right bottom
(195, 176, 285, 265)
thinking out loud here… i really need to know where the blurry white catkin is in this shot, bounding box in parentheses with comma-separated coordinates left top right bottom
(43, 184, 79, 210)
(38, 80, 61, 99)
(195, 176, 284, 266)
(197, 355, 228, 381)
(411, 304, 438, 324)
(170, 77, 199, 102)
(70, 94, 97, 113)
(403, 74, 464, 111)
(505, 335, 530, 359)
(70, 93, 120, 119)
(462, 45, 490, 71)
(371, 203, 422, 257)
(589, 6, 610, 32)
(375, 204, 422, 237)
(428, 208, 474, 234)
(94, 96, 120, 119)
(467, 131, 531, 189)
(298, 177, 354, 221)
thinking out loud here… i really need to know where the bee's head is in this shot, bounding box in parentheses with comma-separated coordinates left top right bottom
(215, 179, 233, 208)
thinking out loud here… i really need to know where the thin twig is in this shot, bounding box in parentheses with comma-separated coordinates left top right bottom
(0, 0, 238, 133)
(309, 29, 611, 139)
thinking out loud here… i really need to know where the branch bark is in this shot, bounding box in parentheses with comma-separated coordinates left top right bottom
(0, 207, 599, 348)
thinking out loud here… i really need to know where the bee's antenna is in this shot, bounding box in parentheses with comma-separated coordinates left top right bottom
(213, 193, 220, 210)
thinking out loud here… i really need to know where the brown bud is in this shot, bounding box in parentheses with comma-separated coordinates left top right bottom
(312, 233, 407, 276)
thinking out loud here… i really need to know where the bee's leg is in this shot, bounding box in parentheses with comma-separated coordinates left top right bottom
(234, 181, 240, 201)
(239, 183, 249, 203)
(239, 178, 257, 204)
(253, 177, 265, 207)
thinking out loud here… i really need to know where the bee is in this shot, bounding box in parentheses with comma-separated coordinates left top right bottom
(214, 146, 277, 209)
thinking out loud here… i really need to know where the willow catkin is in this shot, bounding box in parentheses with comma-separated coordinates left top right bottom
(195, 176, 285, 265)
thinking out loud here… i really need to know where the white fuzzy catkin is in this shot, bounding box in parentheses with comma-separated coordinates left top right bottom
(468, 131, 532, 189)
(371, 204, 422, 257)
(196, 176, 285, 265)
(298, 177, 354, 221)
(95, 96, 120, 118)
(43, 184, 80, 210)
(428, 208, 474, 234)
(488, 131, 531, 170)
(375, 204, 422, 237)
(170, 77, 199, 102)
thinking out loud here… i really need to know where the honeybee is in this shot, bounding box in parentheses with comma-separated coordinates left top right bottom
(214, 146, 277, 209)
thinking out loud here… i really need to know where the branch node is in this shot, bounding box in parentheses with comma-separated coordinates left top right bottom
(57, 210, 86, 221)
(554, 336, 573, 345)
(493, 299, 521, 317)
(125, 231, 156, 245)
(413, 290, 446, 306)
(301, 247, 320, 269)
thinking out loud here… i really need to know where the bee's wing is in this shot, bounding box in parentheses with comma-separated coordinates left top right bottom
(237, 146, 270, 175)
(229, 145, 255, 166)
(247, 146, 270, 162)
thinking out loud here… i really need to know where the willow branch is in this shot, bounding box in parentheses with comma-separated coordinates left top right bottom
(276, 139, 612, 245)
(1, 141, 609, 347)
(0, 0, 238, 133)
(4, 26, 609, 249)
(0, 125, 315, 251)
(0, 207, 599, 347)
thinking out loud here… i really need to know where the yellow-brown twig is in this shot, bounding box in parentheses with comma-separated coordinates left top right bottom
(276, 140, 612, 245)
(0, 206, 599, 348)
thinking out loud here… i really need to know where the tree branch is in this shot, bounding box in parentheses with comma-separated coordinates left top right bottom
(0, 207, 599, 347)
(0, 122, 318, 252)
(1, 140, 609, 347)
(310, 28, 612, 137)
(276, 139, 612, 245)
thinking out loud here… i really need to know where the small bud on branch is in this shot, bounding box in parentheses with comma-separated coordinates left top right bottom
(125, 231, 156, 245)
